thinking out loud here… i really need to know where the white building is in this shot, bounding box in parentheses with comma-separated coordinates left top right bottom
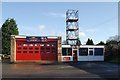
(62, 45, 104, 62)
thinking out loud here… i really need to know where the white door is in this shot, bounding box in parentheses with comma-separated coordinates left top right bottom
(88, 48, 94, 61)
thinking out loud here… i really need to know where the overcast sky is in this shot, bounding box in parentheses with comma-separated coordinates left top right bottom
(2, 2, 118, 44)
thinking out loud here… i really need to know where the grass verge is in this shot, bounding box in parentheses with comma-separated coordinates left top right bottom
(106, 56, 120, 64)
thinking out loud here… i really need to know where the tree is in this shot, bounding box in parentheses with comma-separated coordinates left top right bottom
(76, 39, 81, 45)
(106, 35, 120, 42)
(2, 18, 19, 55)
(90, 39, 94, 45)
(86, 38, 94, 45)
(105, 36, 119, 61)
(97, 41, 105, 45)
(86, 38, 91, 45)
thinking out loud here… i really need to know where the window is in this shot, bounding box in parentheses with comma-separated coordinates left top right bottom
(23, 48, 27, 50)
(29, 48, 33, 50)
(62, 48, 72, 56)
(23, 44, 28, 46)
(52, 51, 56, 54)
(89, 51, 93, 55)
(52, 47, 56, 51)
(41, 51, 44, 54)
(18, 44, 22, 46)
(29, 44, 33, 46)
(23, 51, 27, 53)
(35, 51, 39, 53)
(62, 48, 66, 55)
(79, 48, 88, 56)
(66, 48, 72, 55)
(46, 47, 50, 50)
(35, 48, 39, 50)
(18, 48, 21, 50)
(35, 44, 38, 46)
(46, 44, 50, 46)
(29, 51, 33, 53)
(41, 47, 44, 50)
(40, 44, 44, 46)
(94, 48, 103, 56)
(46, 51, 50, 53)
(89, 48, 93, 55)
(52, 44, 55, 47)
(17, 51, 21, 53)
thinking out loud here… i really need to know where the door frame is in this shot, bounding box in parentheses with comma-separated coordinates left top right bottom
(72, 49, 78, 61)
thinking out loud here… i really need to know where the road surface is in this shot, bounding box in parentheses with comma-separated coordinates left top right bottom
(1, 61, 119, 80)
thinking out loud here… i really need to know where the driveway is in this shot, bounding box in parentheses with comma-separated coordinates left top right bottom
(68, 62, 119, 78)
(1, 61, 119, 79)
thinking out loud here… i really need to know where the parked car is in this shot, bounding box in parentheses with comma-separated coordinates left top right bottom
(2, 54, 10, 59)
(0, 54, 2, 60)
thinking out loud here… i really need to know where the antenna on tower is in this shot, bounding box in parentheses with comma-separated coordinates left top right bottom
(66, 9, 79, 45)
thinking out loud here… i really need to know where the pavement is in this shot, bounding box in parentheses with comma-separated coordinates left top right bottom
(0, 61, 120, 80)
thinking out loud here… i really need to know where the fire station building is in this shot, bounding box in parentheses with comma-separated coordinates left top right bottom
(10, 35, 104, 63)
(10, 35, 62, 63)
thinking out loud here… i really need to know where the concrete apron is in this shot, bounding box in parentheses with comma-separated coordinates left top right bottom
(12, 60, 60, 64)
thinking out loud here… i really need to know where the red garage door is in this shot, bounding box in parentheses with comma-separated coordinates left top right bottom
(40, 42, 58, 60)
(16, 42, 41, 60)
(16, 38, 58, 61)
(16, 38, 58, 60)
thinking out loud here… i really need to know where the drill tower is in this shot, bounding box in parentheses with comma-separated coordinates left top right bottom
(66, 9, 79, 45)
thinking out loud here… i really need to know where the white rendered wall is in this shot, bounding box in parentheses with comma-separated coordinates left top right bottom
(78, 56, 104, 61)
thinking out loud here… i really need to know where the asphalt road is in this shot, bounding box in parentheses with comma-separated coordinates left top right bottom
(1, 61, 119, 80)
